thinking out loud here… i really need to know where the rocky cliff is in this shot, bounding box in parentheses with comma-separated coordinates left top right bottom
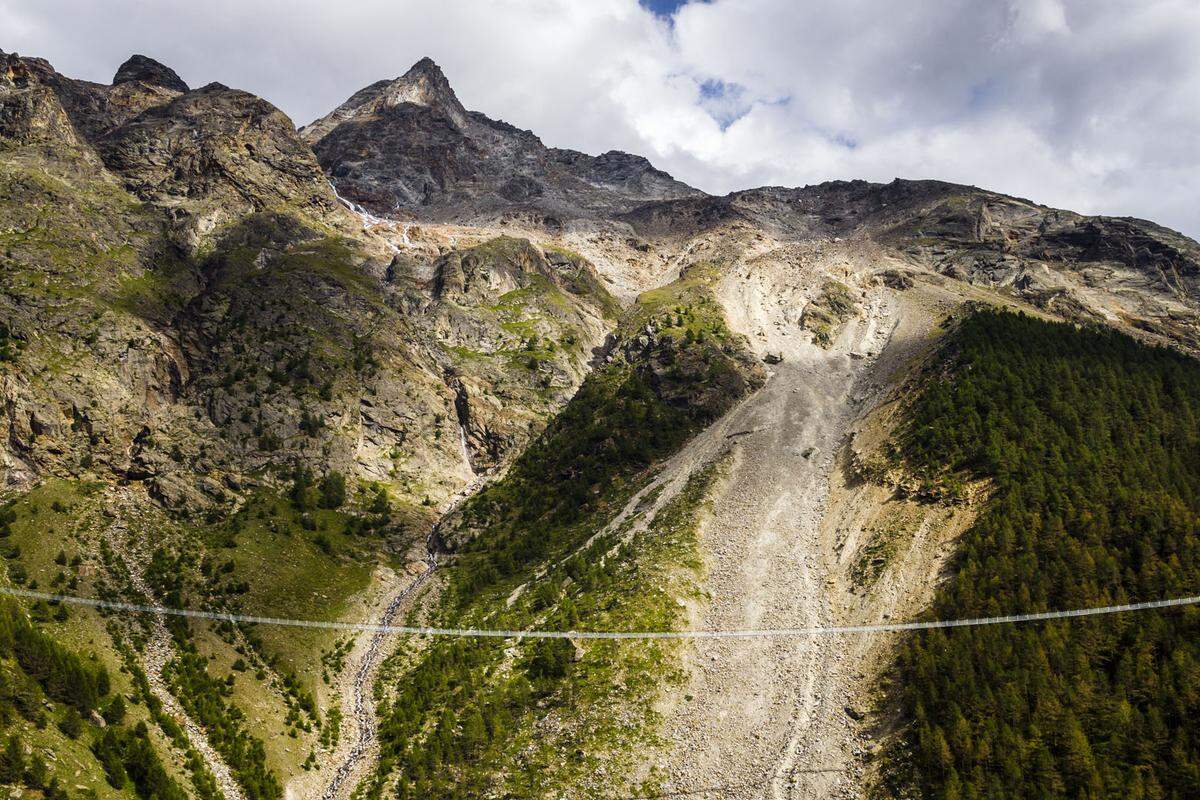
(302, 57, 701, 225)
(0, 51, 619, 516)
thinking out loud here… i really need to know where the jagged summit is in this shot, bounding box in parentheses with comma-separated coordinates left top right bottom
(0, 48, 340, 249)
(112, 54, 189, 93)
(301, 56, 468, 142)
(302, 56, 701, 222)
(388, 56, 464, 116)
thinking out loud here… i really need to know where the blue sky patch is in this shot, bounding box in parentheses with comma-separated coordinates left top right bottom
(698, 78, 752, 130)
(640, 0, 694, 18)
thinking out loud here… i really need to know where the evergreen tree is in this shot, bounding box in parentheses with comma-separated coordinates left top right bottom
(102, 694, 126, 725)
(318, 472, 346, 509)
(0, 735, 24, 784)
(889, 311, 1200, 799)
(58, 706, 83, 739)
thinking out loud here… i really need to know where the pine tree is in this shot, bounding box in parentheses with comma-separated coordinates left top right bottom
(460, 705, 487, 753)
(318, 472, 346, 509)
(24, 752, 47, 790)
(0, 735, 24, 784)
(103, 694, 127, 725)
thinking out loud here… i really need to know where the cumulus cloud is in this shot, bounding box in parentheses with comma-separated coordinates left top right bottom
(4, 0, 1197, 237)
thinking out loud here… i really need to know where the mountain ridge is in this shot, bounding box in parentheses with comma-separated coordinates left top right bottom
(302, 55, 702, 225)
(3, 44, 1200, 800)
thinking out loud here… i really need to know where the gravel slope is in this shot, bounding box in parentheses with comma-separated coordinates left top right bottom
(653, 275, 897, 800)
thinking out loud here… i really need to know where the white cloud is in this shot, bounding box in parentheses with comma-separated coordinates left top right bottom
(3, 0, 1198, 237)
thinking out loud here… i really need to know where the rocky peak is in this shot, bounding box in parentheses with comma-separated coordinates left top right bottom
(112, 54, 189, 93)
(384, 57, 465, 121)
(305, 56, 700, 222)
(302, 55, 468, 143)
(1, 50, 23, 86)
(0, 50, 88, 146)
(96, 81, 341, 249)
(2, 50, 56, 87)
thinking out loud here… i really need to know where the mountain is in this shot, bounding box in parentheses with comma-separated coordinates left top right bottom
(619, 178, 1200, 345)
(0, 49, 623, 511)
(2, 47, 1200, 800)
(302, 57, 701, 225)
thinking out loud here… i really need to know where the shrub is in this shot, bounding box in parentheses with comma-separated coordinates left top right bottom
(318, 472, 346, 510)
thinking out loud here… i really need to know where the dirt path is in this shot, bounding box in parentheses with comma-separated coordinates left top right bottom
(103, 488, 247, 800)
(654, 281, 897, 800)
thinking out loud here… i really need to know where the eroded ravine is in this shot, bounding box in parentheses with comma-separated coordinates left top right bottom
(318, 477, 484, 800)
(654, 287, 897, 800)
(317, 564, 435, 800)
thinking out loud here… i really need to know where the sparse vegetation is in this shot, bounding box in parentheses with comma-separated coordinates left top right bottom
(373, 453, 729, 799)
(165, 639, 283, 800)
(453, 264, 758, 595)
(366, 266, 756, 797)
(801, 280, 856, 346)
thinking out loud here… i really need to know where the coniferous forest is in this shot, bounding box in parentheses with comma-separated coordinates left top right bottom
(891, 311, 1200, 800)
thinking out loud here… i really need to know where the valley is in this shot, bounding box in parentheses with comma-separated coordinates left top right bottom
(2, 44, 1200, 800)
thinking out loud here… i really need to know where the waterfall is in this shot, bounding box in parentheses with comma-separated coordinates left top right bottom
(458, 423, 476, 478)
(328, 180, 408, 253)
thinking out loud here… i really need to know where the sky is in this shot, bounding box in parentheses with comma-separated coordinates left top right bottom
(3, 0, 1198, 239)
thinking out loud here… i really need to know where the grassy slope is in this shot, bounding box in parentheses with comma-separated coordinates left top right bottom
(0, 481, 191, 799)
(159, 485, 429, 789)
(0, 137, 426, 793)
(0, 476, 413, 797)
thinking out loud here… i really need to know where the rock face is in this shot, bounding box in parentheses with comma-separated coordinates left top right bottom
(2, 49, 183, 145)
(397, 236, 617, 472)
(112, 54, 189, 93)
(1, 49, 90, 146)
(620, 179, 1200, 349)
(302, 57, 701, 223)
(866, 181, 1200, 345)
(4, 48, 343, 249)
(0, 50, 618, 513)
(96, 82, 340, 245)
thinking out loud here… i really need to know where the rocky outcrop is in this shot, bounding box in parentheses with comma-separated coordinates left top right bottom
(97, 82, 341, 247)
(412, 236, 618, 472)
(625, 324, 764, 419)
(2, 49, 184, 145)
(112, 54, 189, 93)
(0, 50, 88, 146)
(303, 57, 701, 223)
(2, 49, 347, 252)
(800, 280, 857, 347)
